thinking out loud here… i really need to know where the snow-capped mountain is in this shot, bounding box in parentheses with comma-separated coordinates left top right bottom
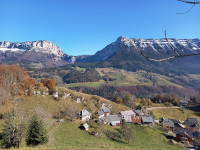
(78, 36, 200, 62)
(0, 40, 65, 59)
(0, 37, 200, 71)
(0, 40, 73, 67)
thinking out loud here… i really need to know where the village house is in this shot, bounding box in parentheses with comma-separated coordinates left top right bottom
(42, 87, 49, 96)
(162, 119, 176, 131)
(120, 110, 135, 123)
(175, 127, 194, 143)
(62, 92, 67, 98)
(102, 107, 110, 116)
(131, 115, 142, 124)
(162, 117, 200, 145)
(180, 99, 188, 107)
(134, 110, 144, 116)
(191, 124, 200, 133)
(76, 98, 81, 103)
(80, 109, 91, 121)
(97, 110, 104, 119)
(184, 118, 199, 127)
(36, 91, 41, 95)
(53, 88, 58, 98)
(180, 98, 189, 107)
(120, 110, 141, 124)
(105, 115, 121, 126)
(141, 116, 154, 125)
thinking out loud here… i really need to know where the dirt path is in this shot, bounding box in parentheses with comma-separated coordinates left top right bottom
(146, 106, 179, 111)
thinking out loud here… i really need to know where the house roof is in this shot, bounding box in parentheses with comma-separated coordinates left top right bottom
(134, 110, 143, 115)
(102, 107, 110, 113)
(83, 123, 89, 129)
(184, 118, 199, 127)
(175, 127, 194, 138)
(141, 116, 154, 123)
(81, 109, 91, 118)
(120, 110, 135, 116)
(168, 119, 180, 124)
(180, 100, 188, 104)
(162, 119, 175, 128)
(191, 123, 199, 128)
(98, 110, 104, 116)
(187, 118, 198, 124)
(105, 115, 121, 124)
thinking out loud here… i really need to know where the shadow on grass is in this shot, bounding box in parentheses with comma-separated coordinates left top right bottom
(186, 105, 200, 117)
(104, 130, 126, 144)
(0, 133, 2, 140)
(161, 133, 174, 140)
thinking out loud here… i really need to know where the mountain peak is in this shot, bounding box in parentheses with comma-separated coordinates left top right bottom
(0, 40, 64, 57)
(117, 36, 129, 41)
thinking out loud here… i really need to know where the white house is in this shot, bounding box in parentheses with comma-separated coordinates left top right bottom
(76, 98, 81, 103)
(80, 109, 91, 121)
(120, 110, 136, 123)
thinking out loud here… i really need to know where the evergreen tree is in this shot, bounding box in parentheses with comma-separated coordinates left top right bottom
(26, 115, 48, 146)
(2, 109, 22, 149)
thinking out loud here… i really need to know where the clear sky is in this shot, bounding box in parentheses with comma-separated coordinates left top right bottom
(0, 0, 200, 55)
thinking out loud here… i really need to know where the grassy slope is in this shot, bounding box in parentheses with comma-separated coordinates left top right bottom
(66, 80, 105, 88)
(151, 105, 200, 123)
(66, 68, 184, 88)
(48, 121, 182, 150)
(0, 87, 183, 149)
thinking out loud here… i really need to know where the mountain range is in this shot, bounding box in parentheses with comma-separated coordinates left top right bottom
(0, 37, 200, 73)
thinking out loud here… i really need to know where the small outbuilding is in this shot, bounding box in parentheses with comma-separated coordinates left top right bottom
(83, 123, 89, 131)
(80, 109, 91, 122)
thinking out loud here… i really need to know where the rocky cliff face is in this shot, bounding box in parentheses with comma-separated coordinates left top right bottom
(78, 36, 200, 62)
(0, 40, 71, 67)
(0, 40, 65, 58)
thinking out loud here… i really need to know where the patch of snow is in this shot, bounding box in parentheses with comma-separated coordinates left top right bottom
(0, 48, 24, 52)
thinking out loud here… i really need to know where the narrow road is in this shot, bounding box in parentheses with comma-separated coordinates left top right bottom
(146, 106, 179, 111)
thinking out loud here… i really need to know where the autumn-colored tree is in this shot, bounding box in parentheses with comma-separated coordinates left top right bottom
(114, 97, 123, 104)
(28, 87, 33, 96)
(147, 99, 153, 106)
(36, 82, 43, 88)
(41, 79, 56, 90)
(0, 64, 31, 103)
(23, 78, 35, 89)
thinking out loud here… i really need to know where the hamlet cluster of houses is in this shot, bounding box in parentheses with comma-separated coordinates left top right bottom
(162, 117, 200, 146)
(78, 106, 154, 131)
(78, 106, 200, 148)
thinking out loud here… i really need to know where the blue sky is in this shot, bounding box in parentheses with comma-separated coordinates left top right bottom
(0, 0, 200, 55)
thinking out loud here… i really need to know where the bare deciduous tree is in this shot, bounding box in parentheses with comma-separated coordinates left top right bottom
(66, 102, 79, 121)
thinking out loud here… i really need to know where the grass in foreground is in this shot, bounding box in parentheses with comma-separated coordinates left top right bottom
(49, 121, 182, 150)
